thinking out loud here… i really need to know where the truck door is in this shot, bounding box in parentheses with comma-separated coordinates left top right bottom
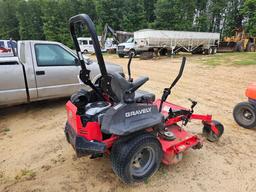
(32, 43, 81, 99)
(0, 60, 27, 106)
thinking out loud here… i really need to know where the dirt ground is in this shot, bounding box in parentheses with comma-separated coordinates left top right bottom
(0, 54, 256, 192)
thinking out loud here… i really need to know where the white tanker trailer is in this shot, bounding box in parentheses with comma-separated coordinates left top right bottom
(117, 29, 220, 57)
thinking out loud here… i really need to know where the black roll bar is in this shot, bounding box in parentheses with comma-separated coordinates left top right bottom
(69, 14, 108, 78)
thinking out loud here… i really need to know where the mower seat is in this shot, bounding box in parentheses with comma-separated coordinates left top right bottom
(111, 72, 150, 102)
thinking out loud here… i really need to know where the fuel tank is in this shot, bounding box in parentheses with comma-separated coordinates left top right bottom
(246, 83, 256, 99)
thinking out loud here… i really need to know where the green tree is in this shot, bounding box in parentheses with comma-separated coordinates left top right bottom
(17, 0, 45, 40)
(96, 0, 125, 31)
(144, 0, 157, 26)
(0, 0, 19, 40)
(41, 0, 97, 47)
(154, 0, 195, 30)
(242, 0, 256, 35)
(121, 0, 147, 31)
(222, 0, 243, 37)
(194, 0, 209, 32)
(208, 0, 228, 32)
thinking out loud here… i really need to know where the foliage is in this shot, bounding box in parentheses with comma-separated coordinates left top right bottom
(242, 0, 256, 36)
(0, 0, 255, 47)
(154, 0, 195, 30)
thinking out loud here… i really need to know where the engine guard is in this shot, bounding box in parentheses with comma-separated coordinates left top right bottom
(65, 122, 106, 157)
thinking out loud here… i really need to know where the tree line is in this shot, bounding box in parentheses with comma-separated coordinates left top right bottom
(0, 0, 255, 47)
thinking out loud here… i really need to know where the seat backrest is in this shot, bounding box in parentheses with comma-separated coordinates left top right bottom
(111, 72, 132, 102)
(110, 72, 149, 102)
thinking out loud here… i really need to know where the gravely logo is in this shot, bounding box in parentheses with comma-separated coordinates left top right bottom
(125, 107, 152, 118)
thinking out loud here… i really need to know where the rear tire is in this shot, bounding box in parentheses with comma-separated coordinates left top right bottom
(110, 132, 162, 184)
(233, 102, 256, 129)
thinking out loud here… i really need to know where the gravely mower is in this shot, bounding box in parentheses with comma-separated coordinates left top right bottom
(65, 14, 224, 184)
(233, 83, 256, 128)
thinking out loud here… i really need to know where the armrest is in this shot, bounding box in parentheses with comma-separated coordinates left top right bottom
(127, 76, 149, 93)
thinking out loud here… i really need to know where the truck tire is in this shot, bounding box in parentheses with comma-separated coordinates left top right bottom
(110, 132, 162, 184)
(129, 49, 136, 57)
(246, 43, 255, 52)
(233, 102, 256, 129)
(82, 49, 88, 54)
(235, 42, 243, 52)
(118, 54, 125, 58)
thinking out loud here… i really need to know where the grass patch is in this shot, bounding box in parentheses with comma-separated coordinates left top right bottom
(200, 52, 256, 66)
(15, 169, 36, 181)
(0, 127, 10, 133)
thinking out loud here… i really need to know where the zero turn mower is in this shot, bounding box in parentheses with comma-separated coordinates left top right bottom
(64, 14, 224, 184)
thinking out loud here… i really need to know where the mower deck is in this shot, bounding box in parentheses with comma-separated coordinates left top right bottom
(159, 124, 201, 165)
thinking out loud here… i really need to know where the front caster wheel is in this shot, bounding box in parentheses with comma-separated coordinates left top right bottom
(110, 133, 162, 184)
(233, 102, 256, 129)
(203, 120, 224, 142)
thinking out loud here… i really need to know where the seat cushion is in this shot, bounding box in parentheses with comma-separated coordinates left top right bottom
(135, 90, 155, 103)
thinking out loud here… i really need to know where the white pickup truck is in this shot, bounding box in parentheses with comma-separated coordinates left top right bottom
(0, 40, 123, 107)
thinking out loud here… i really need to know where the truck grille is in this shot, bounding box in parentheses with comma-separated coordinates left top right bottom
(118, 46, 125, 51)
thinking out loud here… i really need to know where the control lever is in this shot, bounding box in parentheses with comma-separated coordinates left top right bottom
(182, 98, 197, 126)
(188, 98, 197, 112)
(127, 52, 134, 82)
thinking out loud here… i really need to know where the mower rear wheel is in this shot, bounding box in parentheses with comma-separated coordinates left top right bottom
(233, 102, 256, 129)
(110, 133, 162, 184)
(203, 120, 224, 142)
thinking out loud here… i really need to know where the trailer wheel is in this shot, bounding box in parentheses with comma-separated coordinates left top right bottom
(212, 47, 217, 54)
(203, 120, 224, 142)
(233, 102, 256, 129)
(204, 48, 212, 55)
(111, 132, 162, 184)
(159, 48, 167, 56)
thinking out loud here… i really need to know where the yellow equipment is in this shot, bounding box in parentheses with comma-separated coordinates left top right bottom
(218, 28, 256, 52)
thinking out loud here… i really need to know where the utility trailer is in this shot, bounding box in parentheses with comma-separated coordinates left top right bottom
(134, 29, 220, 56)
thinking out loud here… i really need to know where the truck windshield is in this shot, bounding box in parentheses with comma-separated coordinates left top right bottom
(126, 38, 134, 43)
(0, 41, 4, 48)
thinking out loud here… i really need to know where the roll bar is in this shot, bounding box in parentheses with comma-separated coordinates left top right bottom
(159, 57, 186, 112)
(69, 14, 113, 100)
(69, 14, 108, 78)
